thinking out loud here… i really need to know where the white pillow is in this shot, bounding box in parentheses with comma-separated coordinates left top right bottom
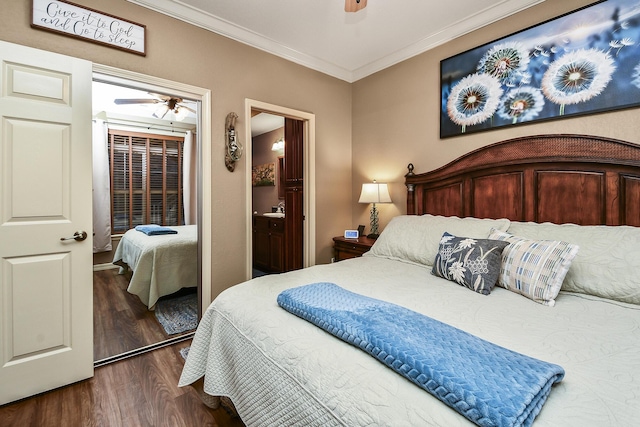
(366, 214, 511, 267)
(489, 228, 579, 307)
(506, 222, 640, 305)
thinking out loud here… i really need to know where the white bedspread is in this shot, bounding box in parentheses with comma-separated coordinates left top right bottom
(180, 256, 640, 426)
(112, 225, 197, 309)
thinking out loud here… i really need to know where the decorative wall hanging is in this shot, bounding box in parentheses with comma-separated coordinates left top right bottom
(252, 163, 275, 187)
(440, 0, 640, 138)
(31, 0, 146, 56)
(225, 112, 243, 172)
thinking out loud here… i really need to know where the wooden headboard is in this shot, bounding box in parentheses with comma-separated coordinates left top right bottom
(405, 134, 640, 227)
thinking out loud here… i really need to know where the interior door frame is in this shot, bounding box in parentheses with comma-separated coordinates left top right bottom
(244, 99, 316, 278)
(92, 64, 213, 310)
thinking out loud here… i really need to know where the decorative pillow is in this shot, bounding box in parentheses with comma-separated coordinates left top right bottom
(366, 214, 511, 267)
(488, 228, 580, 306)
(507, 222, 640, 305)
(431, 232, 510, 295)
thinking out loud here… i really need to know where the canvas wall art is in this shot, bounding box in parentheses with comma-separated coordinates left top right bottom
(440, 0, 640, 138)
(252, 162, 275, 187)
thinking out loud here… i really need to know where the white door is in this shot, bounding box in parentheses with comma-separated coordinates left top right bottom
(0, 41, 93, 405)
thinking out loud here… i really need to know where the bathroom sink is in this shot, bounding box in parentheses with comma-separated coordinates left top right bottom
(263, 212, 285, 218)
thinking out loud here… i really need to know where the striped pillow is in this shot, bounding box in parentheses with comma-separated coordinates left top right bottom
(488, 228, 580, 306)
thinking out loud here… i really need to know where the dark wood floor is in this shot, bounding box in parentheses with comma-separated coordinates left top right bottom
(0, 343, 246, 427)
(93, 268, 196, 362)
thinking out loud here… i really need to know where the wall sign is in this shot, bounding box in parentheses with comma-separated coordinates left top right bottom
(31, 0, 146, 56)
(440, 0, 640, 138)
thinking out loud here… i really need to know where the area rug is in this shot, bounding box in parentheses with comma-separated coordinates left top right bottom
(155, 292, 198, 335)
(180, 346, 190, 360)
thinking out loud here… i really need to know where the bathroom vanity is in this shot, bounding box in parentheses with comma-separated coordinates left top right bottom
(253, 215, 285, 273)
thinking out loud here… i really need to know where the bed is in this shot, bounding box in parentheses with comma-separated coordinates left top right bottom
(179, 135, 640, 426)
(112, 224, 198, 309)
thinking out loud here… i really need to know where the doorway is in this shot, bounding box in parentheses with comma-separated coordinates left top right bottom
(91, 66, 212, 365)
(250, 112, 284, 277)
(245, 99, 316, 279)
(0, 41, 212, 404)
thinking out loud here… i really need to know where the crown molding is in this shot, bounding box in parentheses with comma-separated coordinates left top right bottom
(128, 0, 544, 83)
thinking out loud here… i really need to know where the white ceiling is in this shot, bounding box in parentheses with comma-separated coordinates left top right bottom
(128, 0, 544, 82)
(252, 113, 284, 137)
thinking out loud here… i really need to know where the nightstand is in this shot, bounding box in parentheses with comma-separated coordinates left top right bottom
(333, 236, 376, 261)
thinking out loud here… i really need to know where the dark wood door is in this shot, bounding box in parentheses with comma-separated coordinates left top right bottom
(269, 231, 284, 272)
(284, 118, 304, 271)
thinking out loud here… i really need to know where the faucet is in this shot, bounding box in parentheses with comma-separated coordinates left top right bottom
(277, 201, 285, 213)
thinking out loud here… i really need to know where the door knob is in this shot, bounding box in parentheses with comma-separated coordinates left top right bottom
(60, 231, 88, 241)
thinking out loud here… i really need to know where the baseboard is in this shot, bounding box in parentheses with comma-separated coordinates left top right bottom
(93, 263, 119, 271)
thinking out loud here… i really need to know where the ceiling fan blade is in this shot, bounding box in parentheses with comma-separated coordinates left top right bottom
(179, 104, 196, 114)
(152, 104, 170, 119)
(148, 93, 177, 102)
(114, 98, 159, 105)
(345, 0, 367, 13)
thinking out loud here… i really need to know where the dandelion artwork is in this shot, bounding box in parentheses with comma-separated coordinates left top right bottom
(541, 48, 616, 115)
(440, 0, 640, 138)
(446, 74, 504, 133)
(252, 162, 275, 187)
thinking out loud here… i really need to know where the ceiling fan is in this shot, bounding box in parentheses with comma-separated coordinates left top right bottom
(345, 0, 367, 13)
(114, 93, 195, 120)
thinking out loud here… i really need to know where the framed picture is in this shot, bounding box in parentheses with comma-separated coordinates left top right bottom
(252, 162, 275, 187)
(440, 0, 640, 138)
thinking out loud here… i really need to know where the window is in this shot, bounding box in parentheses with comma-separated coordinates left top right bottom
(109, 130, 184, 234)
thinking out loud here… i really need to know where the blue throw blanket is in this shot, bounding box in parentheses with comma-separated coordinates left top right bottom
(134, 224, 177, 236)
(277, 283, 564, 427)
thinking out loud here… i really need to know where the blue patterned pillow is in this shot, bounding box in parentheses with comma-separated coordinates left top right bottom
(431, 232, 510, 295)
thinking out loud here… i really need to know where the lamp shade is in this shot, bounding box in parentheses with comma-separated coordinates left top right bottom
(271, 138, 284, 152)
(358, 182, 392, 204)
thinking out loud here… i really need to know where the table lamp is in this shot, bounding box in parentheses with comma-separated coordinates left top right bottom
(358, 180, 392, 239)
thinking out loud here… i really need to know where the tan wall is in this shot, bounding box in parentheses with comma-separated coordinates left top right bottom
(352, 0, 640, 231)
(92, 236, 121, 266)
(93, 236, 132, 268)
(1, 0, 353, 299)
(7, 0, 635, 299)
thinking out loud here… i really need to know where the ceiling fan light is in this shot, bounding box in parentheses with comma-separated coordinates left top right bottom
(152, 104, 169, 119)
(345, 0, 367, 12)
(175, 106, 189, 121)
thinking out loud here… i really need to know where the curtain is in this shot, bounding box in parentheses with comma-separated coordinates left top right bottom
(183, 130, 197, 225)
(92, 119, 112, 252)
